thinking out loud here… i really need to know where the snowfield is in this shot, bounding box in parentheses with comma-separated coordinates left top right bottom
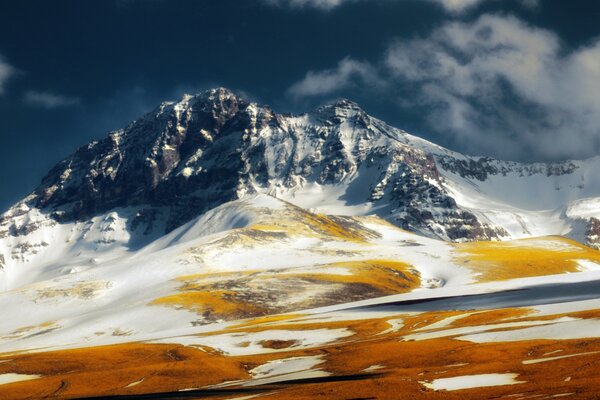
(1, 195, 600, 398)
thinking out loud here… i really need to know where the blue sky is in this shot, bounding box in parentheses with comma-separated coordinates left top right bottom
(1, 0, 600, 210)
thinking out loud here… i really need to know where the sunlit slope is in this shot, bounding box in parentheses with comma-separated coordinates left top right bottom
(0, 195, 447, 354)
(455, 236, 600, 282)
(4, 277, 600, 399)
(2, 195, 600, 398)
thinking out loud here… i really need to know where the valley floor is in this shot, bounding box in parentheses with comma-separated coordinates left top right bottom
(4, 285, 600, 399)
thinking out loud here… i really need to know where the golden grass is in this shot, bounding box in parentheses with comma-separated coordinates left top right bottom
(5, 306, 600, 399)
(0, 343, 248, 399)
(247, 224, 286, 232)
(226, 306, 600, 399)
(230, 314, 303, 329)
(243, 200, 377, 243)
(150, 290, 265, 319)
(154, 259, 418, 321)
(455, 236, 600, 282)
(284, 259, 420, 294)
(301, 213, 367, 242)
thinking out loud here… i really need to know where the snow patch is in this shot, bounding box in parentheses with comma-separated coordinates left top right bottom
(0, 373, 40, 386)
(420, 373, 524, 391)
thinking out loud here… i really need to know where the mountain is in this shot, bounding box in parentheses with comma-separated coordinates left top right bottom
(2, 88, 600, 285)
(3, 88, 600, 398)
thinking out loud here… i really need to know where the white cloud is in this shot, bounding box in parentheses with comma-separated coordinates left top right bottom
(0, 55, 15, 95)
(520, 0, 540, 9)
(265, 0, 542, 13)
(263, 0, 354, 10)
(287, 14, 600, 160)
(427, 0, 484, 13)
(23, 91, 81, 109)
(287, 57, 380, 97)
(384, 14, 600, 159)
(427, 0, 542, 13)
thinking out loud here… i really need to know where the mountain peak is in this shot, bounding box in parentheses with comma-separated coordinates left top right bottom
(312, 98, 366, 123)
(194, 87, 241, 102)
(331, 98, 362, 109)
(152, 88, 249, 117)
(5, 88, 600, 252)
(316, 98, 363, 112)
(176, 87, 249, 112)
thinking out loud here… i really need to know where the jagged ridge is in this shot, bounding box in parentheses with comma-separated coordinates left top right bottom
(5, 88, 503, 241)
(2, 86, 600, 278)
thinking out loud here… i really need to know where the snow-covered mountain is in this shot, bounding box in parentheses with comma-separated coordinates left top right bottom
(4, 88, 600, 398)
(2, 87, 600, 286)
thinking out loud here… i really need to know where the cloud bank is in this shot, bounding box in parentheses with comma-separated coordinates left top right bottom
(288, 58, 379, 97)
(428, 0, 539, 13)
(288, 14, 600, 161)
(263, 0, 354, 11)
(23, 91, 81, 109)
(265, 0, 540, 13)
(429, 0, 485, 13)
(0, 55, 15, 95)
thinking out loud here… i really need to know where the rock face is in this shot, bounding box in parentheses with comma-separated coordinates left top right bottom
(13, 89, 504, 241)
(586, 218, 600, 250)
(2, 87, 600, 270)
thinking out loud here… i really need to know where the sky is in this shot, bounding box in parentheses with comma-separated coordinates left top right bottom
(1, 0, 600, 211)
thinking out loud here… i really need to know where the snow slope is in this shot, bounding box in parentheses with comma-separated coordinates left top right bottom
(2, 197, 600, 398)
(1, 194, 600, 356)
